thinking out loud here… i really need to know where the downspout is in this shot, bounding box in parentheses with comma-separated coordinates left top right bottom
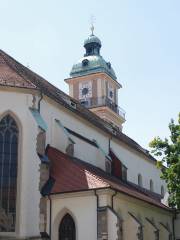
(94, 190, 99, 240)
(48, 195, 52, 240)
(108, 138, 111, 153)
(38, 91, 43, 113)
(108, 136, 112, 153)
(172, 209, 176, 240)
(111, 190, 117, 210)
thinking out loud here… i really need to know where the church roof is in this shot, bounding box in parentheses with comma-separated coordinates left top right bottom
(0, 51, 36, 89)
(70, 33, 117, 80)
(70, 55, 117, 80)
(0, 49, 155, 163)
(84, 34, 102, 46)
(46, 147, 171, 211)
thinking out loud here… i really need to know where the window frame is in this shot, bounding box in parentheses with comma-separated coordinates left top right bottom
(0, 112, 22, 237)
(59, 213, 76, 240)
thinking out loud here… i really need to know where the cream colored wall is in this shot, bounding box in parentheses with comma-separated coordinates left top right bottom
(107, 208, 118, 240)
(50, 192, 97, 240)
(40, 97, 109, 170)
(159, 224, 170, 240)
(72, 135, 106, 170)
(175, 212, 180, 239)
(49, 189, 173, 240)
(126, 215, 139, 240)
(113, 192, 173, 240)
(145, 221, 157, 240)
(111, 139, 167, 195)
(52, 119, 105, 169)
(0, 89, 41, 238)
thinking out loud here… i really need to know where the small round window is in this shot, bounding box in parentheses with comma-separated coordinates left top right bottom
(82, 59, 89, 67)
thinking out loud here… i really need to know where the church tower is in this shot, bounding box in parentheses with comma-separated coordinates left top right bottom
(65, 28, 125, 130)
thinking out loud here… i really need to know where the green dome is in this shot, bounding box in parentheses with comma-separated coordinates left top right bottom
(84, 35, 101, 47)
(70, 55, 117, 80)
(70, 32, 117, 80)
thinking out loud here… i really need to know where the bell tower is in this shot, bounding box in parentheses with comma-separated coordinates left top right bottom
(65, 28, 125, 130)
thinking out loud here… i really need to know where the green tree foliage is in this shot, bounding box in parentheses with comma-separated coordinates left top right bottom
(149, 113, 180, 209)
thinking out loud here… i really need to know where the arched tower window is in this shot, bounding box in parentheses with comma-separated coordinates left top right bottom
(59, 213, 76, 240)
(150, 179, 154, 192)
(138, 174, 143, 187)
(0, 115, 18, 232)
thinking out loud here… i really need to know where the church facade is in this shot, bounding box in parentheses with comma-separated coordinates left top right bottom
(0, 30, 179, 240)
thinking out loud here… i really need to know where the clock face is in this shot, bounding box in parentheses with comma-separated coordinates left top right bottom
(79, 81, 92, 99)
(108, 84, 114, 101)
(109, 90, 113, 98)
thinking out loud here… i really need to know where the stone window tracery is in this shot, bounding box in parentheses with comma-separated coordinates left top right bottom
(0, 115, 18, 232)
(59, 213, 76, 240)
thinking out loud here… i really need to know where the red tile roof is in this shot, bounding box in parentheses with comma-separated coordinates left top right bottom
(47, 147, 171, 211)
(0, 52, 36, 89)
(48, 146, 109, 193)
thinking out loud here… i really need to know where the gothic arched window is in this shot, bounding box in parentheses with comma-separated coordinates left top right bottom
(59, 213, 76, 240)
(0, 115, 19, 232)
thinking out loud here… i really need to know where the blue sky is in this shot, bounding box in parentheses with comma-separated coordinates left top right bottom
(1, 0, 180, 148)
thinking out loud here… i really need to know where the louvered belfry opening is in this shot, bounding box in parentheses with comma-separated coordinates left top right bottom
(0, 115, 18, 232)
(59, 213, 76, 240)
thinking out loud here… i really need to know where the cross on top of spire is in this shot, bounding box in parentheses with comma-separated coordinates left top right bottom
(90, 15, 95, 36)
(90, 24, 94, 36)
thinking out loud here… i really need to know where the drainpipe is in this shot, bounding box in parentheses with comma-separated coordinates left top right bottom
(108, 136, 112, 153)
(48, 195, 52, 240)
(38, 91, 43, 113)
(94, 190, 99, 239)
(172, 209, 176, 240)
(111, 190, 117, 210)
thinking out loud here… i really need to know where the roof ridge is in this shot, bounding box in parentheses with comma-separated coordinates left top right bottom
(0, 50, 37, 89)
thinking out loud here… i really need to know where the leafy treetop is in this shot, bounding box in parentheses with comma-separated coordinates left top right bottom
(149, 113, 180, 209)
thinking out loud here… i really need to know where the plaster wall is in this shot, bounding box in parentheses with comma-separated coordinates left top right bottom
(111, 139, 166, 195)
(145, 221, 157, 240)
(0, 89, 41, 238)
(40, 98, 109, 170)
(126, 216, 139, 240)
(159, 224, 170, 240)
(107, 208, 118, 240)
(113, 192, 172, 240)
(50, 193, 97, 240)
(72, 135, 106, 170)
(175, 212, 180, 239)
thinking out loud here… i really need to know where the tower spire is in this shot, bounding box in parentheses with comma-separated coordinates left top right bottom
(90, 24, 94, 36)
(90, 15, 95, 36)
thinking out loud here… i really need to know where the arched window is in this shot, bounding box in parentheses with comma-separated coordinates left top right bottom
(105, 159, 112, 174)
(161, 185, 165, 198)
(59, 213, 76, 240)
(0, 115, 18, 232)
(138, 174, 143, 187)
(150, 179, 154, 192)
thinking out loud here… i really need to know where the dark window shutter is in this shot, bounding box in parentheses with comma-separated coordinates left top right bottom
(110, 149, 122, 178)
